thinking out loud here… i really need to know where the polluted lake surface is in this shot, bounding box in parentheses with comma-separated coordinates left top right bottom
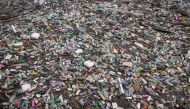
(0, 0, 190, 109)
